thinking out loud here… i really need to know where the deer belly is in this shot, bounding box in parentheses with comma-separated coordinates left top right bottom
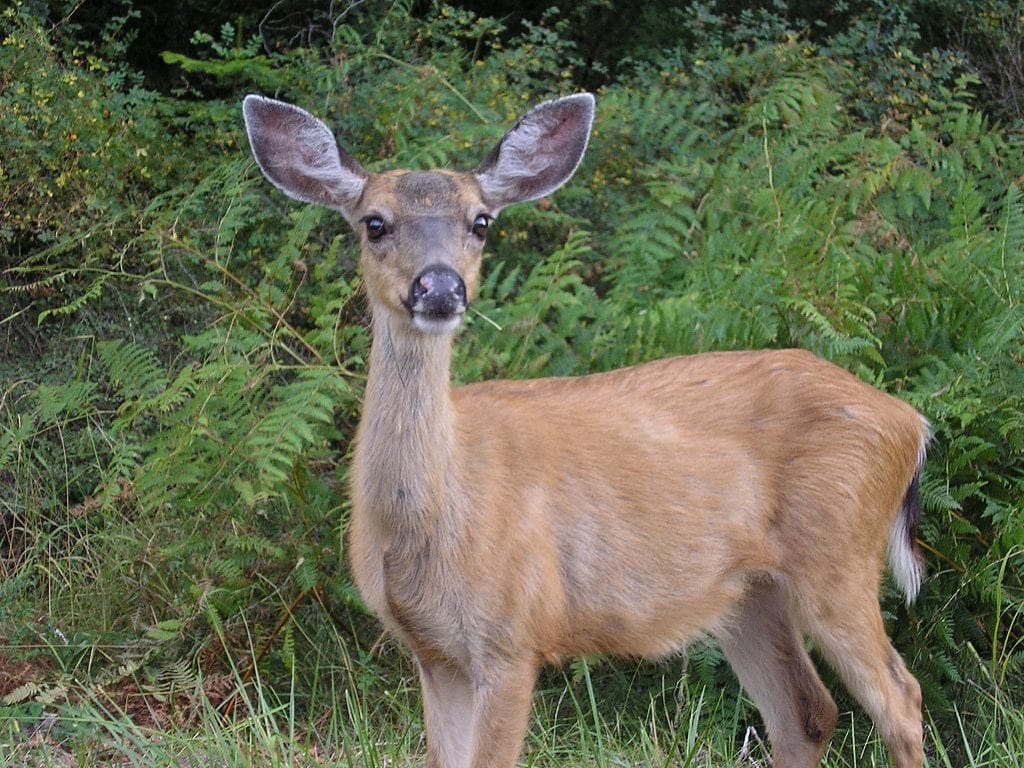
(553, 529, 755, 659)
(566, 575, 749, 659)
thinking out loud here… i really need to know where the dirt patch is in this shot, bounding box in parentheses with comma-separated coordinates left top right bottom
(0, 651, 48, 700)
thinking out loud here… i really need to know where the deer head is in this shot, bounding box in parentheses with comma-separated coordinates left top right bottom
(242, 94, 594, 335)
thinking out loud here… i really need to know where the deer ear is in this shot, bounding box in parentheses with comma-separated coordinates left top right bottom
(474, 93, 594, 214)
(242, 95, 367, 222)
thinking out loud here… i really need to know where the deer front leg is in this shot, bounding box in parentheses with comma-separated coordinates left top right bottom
(467, 657, 540, 768)
(420, 659, 476, 768)
(419, 655, 539, 768)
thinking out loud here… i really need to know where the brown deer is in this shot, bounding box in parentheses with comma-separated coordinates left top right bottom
(242, 92, 929, 768)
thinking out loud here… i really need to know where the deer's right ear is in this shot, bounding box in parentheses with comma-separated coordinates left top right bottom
(242, 95, 367, 222)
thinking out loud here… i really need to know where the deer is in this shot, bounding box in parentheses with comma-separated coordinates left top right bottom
(242, 91, 930, 768)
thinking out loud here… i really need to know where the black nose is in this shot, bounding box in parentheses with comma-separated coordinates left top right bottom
(406, 265, 468, 320)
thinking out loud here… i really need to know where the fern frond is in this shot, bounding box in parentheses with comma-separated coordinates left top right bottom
(209, 556, 246, 587)
(995, 183, 1024, 305)
(246, 368, 349, 490)
(33, 381, 98, 423)
(0, 416, 35, 471)
(98, 339, 170, 401)
(155, 656, 200, 692)
(294, 556, 319, 592)
(37, 273, 109, 323)
(281, 619, 296, 672)
(784, 296, 884, 366)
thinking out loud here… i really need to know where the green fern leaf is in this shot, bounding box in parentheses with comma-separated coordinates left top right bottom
(98, 339, 170, 401)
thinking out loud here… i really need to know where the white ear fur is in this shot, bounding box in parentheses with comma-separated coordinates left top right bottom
(474, 93, 595, 214)
(242, 95, 367, 222)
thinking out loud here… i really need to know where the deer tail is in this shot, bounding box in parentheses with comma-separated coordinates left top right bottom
(887, 422, 931, 604)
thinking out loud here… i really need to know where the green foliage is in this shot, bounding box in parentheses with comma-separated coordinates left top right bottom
(2, 1, 1023, 763)
(458, 224, 598, 380)
(1, 6, 175, 258)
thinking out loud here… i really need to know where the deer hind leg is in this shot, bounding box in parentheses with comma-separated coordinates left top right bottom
(716, 578, 838, 768)
(795, 581, 924, 768)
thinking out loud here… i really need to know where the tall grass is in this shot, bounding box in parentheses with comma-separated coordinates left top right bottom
(3, 621, 1023, 767)
(4, 680, 1023, 766)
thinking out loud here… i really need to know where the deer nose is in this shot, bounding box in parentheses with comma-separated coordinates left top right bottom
(406, 265, 468, 323)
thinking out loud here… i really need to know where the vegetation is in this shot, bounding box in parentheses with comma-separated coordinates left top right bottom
(2, 0, 1022, 764)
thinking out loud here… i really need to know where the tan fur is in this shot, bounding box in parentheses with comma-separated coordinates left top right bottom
(350, 326, 927, 768)
(243, 93, 927, 768)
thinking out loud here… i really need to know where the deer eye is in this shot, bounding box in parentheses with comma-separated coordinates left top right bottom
(364, 216, 388, 242)
(471, 214, 491, 240)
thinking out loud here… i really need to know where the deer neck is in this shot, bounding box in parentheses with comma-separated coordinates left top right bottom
(355, 315, 458, 531)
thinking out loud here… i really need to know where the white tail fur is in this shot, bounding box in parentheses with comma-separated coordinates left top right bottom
(888, 423, 930, 603)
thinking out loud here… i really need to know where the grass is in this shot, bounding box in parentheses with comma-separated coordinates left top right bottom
(3, 623, 1023, 768)
(1, 511, 1021, 767)
(2, 497, 1021, 768)
(2, 461, 1021, 767)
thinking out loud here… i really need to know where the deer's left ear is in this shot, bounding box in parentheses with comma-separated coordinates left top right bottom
(474, 93, 594, 215)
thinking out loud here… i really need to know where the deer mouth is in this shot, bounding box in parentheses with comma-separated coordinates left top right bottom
(403, 264, 468, 334)
(407, 303, 466, 334)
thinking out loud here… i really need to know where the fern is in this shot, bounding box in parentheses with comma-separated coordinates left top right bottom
(995, 184, 1024, 306)
(154, 655, 200, 694)
(605, 168, 700, 313)
(134, 358, 261, 511)
(0, 415, 34, 472)
(294, 557, 319, 592)
(33, 381, 98, 423)
(36, 274, 109, 324)
(281, 619, 296, 672)
(246, 367, 350, 490)
(783, 296, 885, 368)
(208, 555, 247, 587)
(98, 339, 170, 403)
(459, 225, 597, 379)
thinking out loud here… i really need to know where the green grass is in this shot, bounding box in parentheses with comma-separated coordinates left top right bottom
(2, 526, 1021, 767)
(3, 629, 1022, 768)
(3, 445, 1019, 767)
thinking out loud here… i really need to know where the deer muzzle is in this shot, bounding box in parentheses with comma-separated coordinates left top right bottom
(405, 264, 468, 334)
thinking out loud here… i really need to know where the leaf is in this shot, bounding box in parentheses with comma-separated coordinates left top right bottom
(145, 619, 186, 642)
